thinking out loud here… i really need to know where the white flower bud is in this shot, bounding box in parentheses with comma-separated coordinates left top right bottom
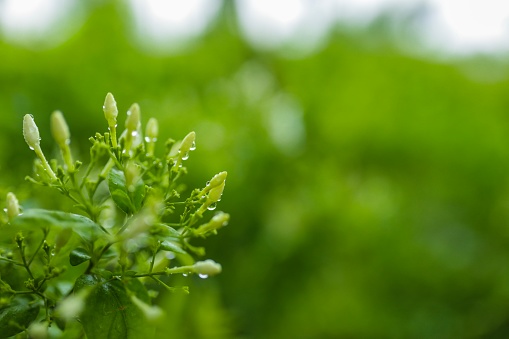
(193, 259, 222, 276)
(196, 212, 229, 235)
(23, 114, 40, 150)
(6, 192, 20, 220)
(179, 131, 195, 155)
(126, 103, 140, 133)
(146, 118, 158, 141)
(103, 92, 118, 125)
(50, 111, 70, 147)
(207, 181, 225, 204)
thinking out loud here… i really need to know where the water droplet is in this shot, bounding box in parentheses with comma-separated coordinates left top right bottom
(29, 146, 34, 151)
(182, 152, 189, 160)
(206, 181, 210, 186)
(166, 252, 176, 260)
(198, 274, 208, 279)
(131, 130, 138, 137)
(145, 137, 157, 143)
(182, 273, 188, 277)
(207, 203, 217, 211)
(190, 141, 196, 151)
(3, 208, 6, 213)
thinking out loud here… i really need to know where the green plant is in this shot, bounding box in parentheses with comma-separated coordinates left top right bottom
(0, 93, 229, 338)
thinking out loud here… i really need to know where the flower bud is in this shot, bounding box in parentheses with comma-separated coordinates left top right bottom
(195, 212, 229, 235)
(146, 118, 158, 141)
(126, 103, 140, 133)
(50, 111, 70, 147)
(6, 192, 20, 221)
(200, 171, 227, 195)
(23, 114, 40, 150)
(207, 181, 225, 204)
(193, 259, 222, 276)
(179, 131, 195, 155)
(103, 92, 118, 125)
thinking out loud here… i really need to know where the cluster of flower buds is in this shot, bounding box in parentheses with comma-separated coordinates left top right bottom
(198, 171, 227, 214)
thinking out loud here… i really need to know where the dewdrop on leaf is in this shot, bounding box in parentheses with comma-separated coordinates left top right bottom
(6, 192, 20, 221)
(193, 259, 222, 276)
(23, 114, 40, 150)
(50, 111, 70, 147)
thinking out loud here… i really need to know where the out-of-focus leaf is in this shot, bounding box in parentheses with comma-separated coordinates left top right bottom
(160, 240, 187, 255)
(0, 300, 39, 338)
(69, 248, 91, 266)
(108, 168, 145, 214)
(11, 209, 101, 242)
(75, 274, 148, 339)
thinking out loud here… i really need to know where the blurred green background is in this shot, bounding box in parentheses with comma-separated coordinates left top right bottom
(3, 1, 509, 338)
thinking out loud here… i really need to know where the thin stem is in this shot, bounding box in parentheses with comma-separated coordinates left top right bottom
(18, 245, 34, 280)
(0, 257, 24, 266)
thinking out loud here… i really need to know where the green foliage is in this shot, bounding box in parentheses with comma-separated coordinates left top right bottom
(0, 94, 228, 337)
(2, 1, 509, 338)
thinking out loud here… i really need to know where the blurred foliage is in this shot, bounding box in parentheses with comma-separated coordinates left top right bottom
(2, 1, 509, 338)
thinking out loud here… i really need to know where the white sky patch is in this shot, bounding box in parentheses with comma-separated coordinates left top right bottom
(235, 0, 336, 55)
(422, 0, 509, 54)
(0, 0, 82, 48)
(1, 0, 509, 56)
(128, 0, 221, 52)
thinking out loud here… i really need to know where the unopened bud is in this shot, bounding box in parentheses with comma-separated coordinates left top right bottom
(195, 212, 229, 235)
(126, 103, 140, 133)
(193, 259, 222, 276)
(23, 114, 40, 150)
(179, 131, 195, 155)
(207, 181, 225, 204)
(146, 118, 158, 141)
(6, 192, 20, 221)
(50, 111, 70, 147)
(103, 92, 118, 125)
(201, 171, 227, 195)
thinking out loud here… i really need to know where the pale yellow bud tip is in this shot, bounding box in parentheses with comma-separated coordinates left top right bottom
(193, 259, 222, 276)
(208, 171, 227, 189)
(179, 131, 196, 155)
(6, 192, 20, 220)
(126, 103, 140, 132)
(50, 111, 70, 147)
(146, 118, 159, 140)
(103, 92, 118, 124)
(23, 114, 40, 150)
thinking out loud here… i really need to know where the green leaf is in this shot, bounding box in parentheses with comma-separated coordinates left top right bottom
(108, 168, 145, 214)
(69, 248, 91, 266)
(0, 300, 39, 338)
(75, 274, 148, 339)
(160, 240, 187, 255)
(11, 209, 101, 242)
